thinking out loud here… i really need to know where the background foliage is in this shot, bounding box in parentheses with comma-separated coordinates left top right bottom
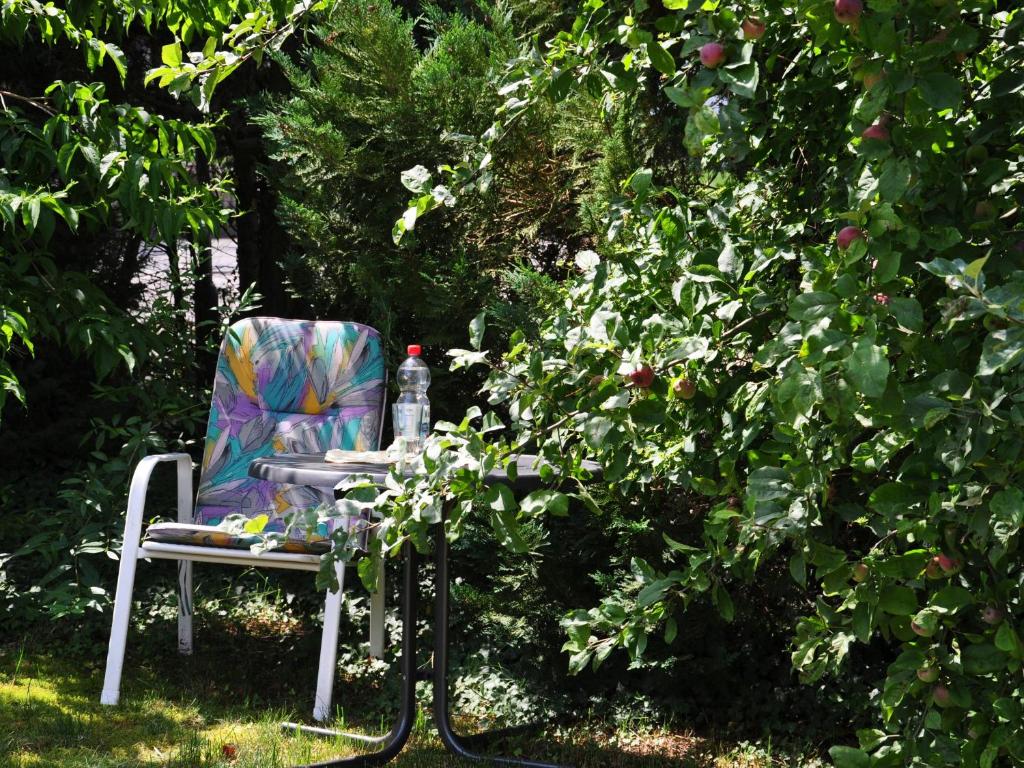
(255, 0, 583, 404)
(338, 0, 1024, 765)
(5, 0, 1024, 764)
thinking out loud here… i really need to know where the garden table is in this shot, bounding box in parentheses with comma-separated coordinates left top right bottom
(249, 452, 600, 768)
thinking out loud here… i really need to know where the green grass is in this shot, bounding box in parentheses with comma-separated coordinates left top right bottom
(0, 651, 826, 768)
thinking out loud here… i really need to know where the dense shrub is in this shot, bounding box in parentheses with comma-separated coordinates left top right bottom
(256, 0, 585, 407)
(331, 0, 1024, 764)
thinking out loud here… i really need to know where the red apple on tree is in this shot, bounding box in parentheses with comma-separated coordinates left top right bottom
(933, 684, 952, 707)
(912, 620, 935, 637)
(862, 70, 885, 89)
(975, 200, 997, 221)
(917, 666, 939, 683)
(837, 226, 864, 250)
(937, 553, 960, 575)
(742, 18, 766, 40)
(981, 606, 1004, 625)
(834, 0, 863, 25)
(862, 123, 890, 142)
(630, 364, 655, 389)
(852, 563, 869, 582)
(925, 556, 945, 579)
(700, 42, 726, 69)
(674, 377, 697, 400)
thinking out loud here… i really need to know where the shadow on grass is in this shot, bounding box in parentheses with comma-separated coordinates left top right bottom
(0, 607, 717, 768)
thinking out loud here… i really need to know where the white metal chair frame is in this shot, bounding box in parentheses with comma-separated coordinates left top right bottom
(100, 452, 385, 722)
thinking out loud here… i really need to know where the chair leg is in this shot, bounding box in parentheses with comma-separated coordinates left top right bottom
(177, 560, 193, 655)
(369, 555, 385, 658)
(100, 542, 140, 706)
(313, 561, 346, 722)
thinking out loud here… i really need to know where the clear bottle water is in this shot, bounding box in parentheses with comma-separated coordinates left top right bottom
(395, 344, 430, 443)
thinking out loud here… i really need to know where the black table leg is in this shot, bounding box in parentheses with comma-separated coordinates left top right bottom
(432, 524, 572, 768)
(298, 543, 418, 767)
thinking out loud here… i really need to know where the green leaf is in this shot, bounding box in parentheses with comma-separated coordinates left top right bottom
(923, 227, 962, 252)
(638, 578, 673, 608)
(400, 165, 432, 194)
(664, 616, 678, 644)
(979, 328, 1024, 376)
(861, 15, 898, 55)
(844, 338, 889, 398)
(24, 198, 40, 234)
(664, 85, 696, 107)
(243, 514, 270, 533)
(930, 586, 973, 613)
(483, 483, 517, 514)
(851, 431, 908, 472)
(489, 508, 529, 553)
(713, 582, 735, 622)
(583, 416, 615, 449)
(105, 42, 127, 82)
(995, 623, 1024, 659)
(719, 62, 759, 99)
(829, 745, 870, 768)
(647, 42, 675, 76)
(964, 256, 988, 281)
(962, 643, 1006, 675)
(853, 602, 872, 643)
(789, 292, 839, 322)
(917, 72, 962, 111)
(468, 311, 486, 350)
(789, 551, 806, 587)
(878, 585, 917, 615)
(877, 159, 911, 202)
(869, 482, 915, 515)
(520, 489, 569, 517)
(990, 488, 1024, 545)
(888, 297, 923, 332)
(747, 466, 792, 501)
(161, 41, 183, 67)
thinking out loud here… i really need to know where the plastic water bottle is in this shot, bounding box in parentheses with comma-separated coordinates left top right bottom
(396, 344, 430, 443)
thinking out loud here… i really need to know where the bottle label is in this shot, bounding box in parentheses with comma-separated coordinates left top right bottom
(393, 403, 423, 442)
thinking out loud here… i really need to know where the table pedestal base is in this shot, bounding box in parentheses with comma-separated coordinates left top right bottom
(294, 530, 570, 767)
(432, 524, 571, 768)
(298, 544, 418, 767)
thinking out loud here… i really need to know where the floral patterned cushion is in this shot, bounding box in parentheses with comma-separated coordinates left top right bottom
(144, 522, 331, 554)
(192, 317, 386, 543)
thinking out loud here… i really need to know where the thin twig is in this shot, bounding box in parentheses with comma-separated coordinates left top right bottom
(0, 90, 56, 116)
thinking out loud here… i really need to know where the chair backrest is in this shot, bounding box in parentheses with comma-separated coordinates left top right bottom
(194, 317, 386, 537)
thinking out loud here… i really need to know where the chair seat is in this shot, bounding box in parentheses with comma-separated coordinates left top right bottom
(144, 522, 330, 555)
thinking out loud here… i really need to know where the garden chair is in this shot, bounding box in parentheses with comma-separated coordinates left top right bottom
(100, 317, 387, 722)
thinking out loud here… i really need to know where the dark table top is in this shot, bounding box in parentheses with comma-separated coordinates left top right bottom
(248, 452, 600, 493)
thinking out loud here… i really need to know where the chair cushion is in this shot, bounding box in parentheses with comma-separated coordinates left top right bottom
(144, 522, 331, 555)
(194, 318, 386, 537)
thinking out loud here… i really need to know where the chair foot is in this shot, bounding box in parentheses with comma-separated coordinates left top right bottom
(281, 722, 388, 745)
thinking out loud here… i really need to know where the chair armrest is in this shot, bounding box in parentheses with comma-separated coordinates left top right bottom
(124, 453, 194, 547)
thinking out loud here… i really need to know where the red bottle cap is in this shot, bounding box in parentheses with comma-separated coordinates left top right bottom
(407, 344, 422, 356)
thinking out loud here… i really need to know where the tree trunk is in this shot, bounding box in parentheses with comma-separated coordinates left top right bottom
(255, 163, 291, 317)
(233, 136, 260, 303)
(193, 154, 218, 381)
